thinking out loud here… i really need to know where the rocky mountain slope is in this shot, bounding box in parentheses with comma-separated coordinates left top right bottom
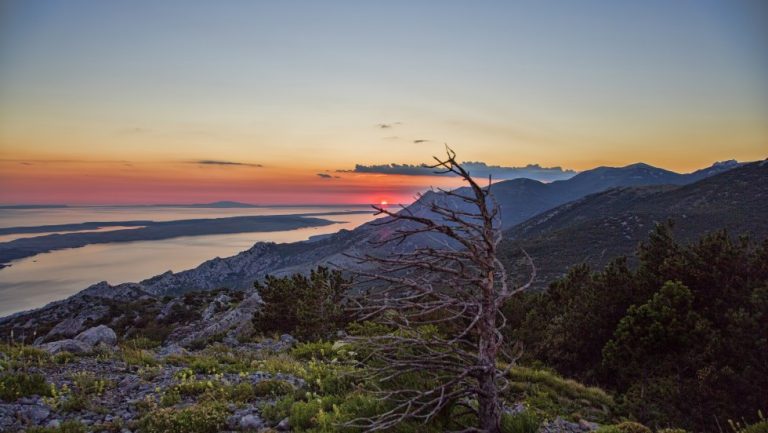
(501, 159, 768, 287)
(0, 283, 618, 432)
(0, 160, 746, 327)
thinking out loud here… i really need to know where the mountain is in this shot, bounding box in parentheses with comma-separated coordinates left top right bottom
(0, 204, 69, 209)
(501, 159, 768, 288)
(148, 201, 261, 208)
(0, 159, 746, 324)
(479, 160, 742, 229)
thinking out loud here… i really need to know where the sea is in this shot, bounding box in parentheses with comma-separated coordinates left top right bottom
(0, 205, 377, 316)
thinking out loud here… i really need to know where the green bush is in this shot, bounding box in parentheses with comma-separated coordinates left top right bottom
(124, 336, 161, 350)
(292, 341, 336, 360)
(511, 225, 768, 430)
(500, 411, 542, 433)
(189, 356, 220, 374)
(259, 354, 306, 376)
(254, 267, 350, 341)
(53, 351, 75, 364)
(739, 421, 768, 433)
(0, 372, 51, 401)
(71, 371, 111, 395)
(261, 395, 295, 423)
(252, 379, 295, 397)
(138, 402, 229, 433)
(120, 346, 159, 367)
(731, 416, 768, 433)
(303, 359, 355, 396)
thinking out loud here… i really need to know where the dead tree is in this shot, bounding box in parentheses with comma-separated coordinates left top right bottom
(345, 148, 535, 433)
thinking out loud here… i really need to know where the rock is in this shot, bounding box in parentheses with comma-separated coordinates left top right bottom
(39, 339, 91, 354)
(17, 404, 50, 423)
(279, 334, 296, 346)
(75, 325, 117, 347)
(45, 318, 85, 339)
(0, 404, 17, 431)
(539, 417, 581, 433)
(227, 415, 240, 430)
(156, 344, 188, 358)
(276, 417, 290, 431)
(202, 293, 232, 321)
(579, 420, 600, 431)
(155, 297, 182, 322)
(173, 291, 263, 348)
(503, 402, 526, 415)
(239, 414, 264, 430)
(46, 419, 61, 429)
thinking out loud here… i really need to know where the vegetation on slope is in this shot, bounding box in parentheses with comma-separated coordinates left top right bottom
(504, 223, 768, 431)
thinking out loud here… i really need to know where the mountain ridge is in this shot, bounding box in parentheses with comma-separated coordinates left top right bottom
(501, 159, 768, 287)
(0, 159, 751, 322)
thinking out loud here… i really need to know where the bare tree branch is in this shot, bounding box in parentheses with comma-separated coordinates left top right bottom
(343, 147, 535, 432)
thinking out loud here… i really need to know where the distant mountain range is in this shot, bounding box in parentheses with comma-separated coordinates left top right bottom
(501, 159, 768, 287)
(154, 201, 261, 208)
(1, 158, 762, 323)
(487, 159, 742, 229)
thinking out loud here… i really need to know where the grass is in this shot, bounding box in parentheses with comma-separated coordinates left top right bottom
(138, 402, 229, 433)
(500, 411, 542, 433)
(0, 372, 51, 401)
(258, 353, 307, 376)
(120, 346, 159, 367)
(506, 365, 616, 422)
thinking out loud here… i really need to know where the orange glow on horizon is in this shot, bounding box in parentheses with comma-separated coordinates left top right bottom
(0, 158, 465, 205)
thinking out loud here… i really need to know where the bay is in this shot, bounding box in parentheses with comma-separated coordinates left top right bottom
(0, 206, 376, 316)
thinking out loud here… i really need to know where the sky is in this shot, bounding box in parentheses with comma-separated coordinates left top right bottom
(0, 0, 766, 205)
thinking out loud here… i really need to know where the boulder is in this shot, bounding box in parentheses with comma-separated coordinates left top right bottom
(17, 404, 50, 424)
(172, 291, 263, 348)
(202, 293, 232, 321)
(239, 413, 264, 430)
(539, 417, 599, 433)
(276, 417, 291, 431)
(39, 339, 91, 354)
(75, 325, 117, 347)
(45, 318, 85, 339)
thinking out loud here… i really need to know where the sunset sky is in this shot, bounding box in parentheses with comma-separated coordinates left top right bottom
(1, 0, 766, 204)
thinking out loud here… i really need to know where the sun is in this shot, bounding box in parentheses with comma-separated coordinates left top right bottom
(380, 200, 388, 206)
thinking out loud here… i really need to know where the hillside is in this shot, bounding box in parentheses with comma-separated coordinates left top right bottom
(0, 160, 744, 322)
(501, 159, 768, 287)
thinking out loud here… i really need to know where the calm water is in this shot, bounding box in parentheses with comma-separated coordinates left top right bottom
(0, 206, 376, 316)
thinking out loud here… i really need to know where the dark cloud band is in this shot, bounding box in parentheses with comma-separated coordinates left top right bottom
(340, 162, 577, 182)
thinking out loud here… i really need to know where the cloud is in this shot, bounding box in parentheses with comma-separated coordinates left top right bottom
(376, 122, 402, 129)
(413, 139, 430, 144)
(317, 173, 341, 179)
(193, 160, 262, 167)
(341, 161, 578, 182)
(116, 127, 151, 135)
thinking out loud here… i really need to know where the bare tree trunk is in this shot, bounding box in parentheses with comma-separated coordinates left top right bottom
(343, 147, 535, 433)
(478, 270, 501, 433)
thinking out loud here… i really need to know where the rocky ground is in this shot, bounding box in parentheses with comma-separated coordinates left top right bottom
(0, 283, 614, 433)
(1, 324, 303, 432)
(0, 284, 311, 432)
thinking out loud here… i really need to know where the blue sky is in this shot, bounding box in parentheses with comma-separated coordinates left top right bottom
(0, 0, 766, 203)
